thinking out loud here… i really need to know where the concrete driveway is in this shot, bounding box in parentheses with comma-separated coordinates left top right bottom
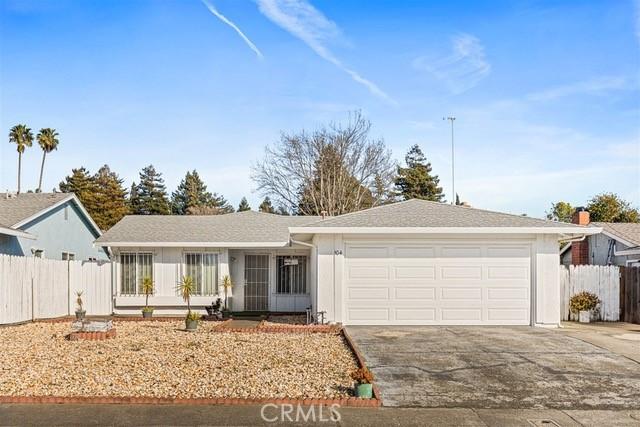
(346, 326, 640, 409)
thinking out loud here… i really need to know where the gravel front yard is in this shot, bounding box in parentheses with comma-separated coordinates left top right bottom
(0, 321, 358, 399)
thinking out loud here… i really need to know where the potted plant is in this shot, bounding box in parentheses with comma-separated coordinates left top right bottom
(569, 291, 601, 323)
(75, 291, 86, 319)
(141, 276, 154, 319)
(178, 275, 200, 331)
(351, 367, 374, 398)
(221, 275, 233, 319)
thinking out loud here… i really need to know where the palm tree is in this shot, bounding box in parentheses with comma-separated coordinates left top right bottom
(36, 128, 60, 193)
(8, 124, 34, 194)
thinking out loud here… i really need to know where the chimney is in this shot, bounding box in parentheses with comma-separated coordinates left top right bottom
(571, 207, 590, 265)
(320, 210, 328, 220)
(571, 207, 590, 226)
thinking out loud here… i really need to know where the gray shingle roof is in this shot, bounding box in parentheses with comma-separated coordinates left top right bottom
(299, 199, 588, 229)
(0, 193, 71, 227)
(591, 222, 640, 247)
(95, 211, 320, 244)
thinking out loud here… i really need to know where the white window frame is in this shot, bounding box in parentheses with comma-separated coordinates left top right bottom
(182, 252, 219, 296)
(119, 252, 154, 296)
(276, 255, 308, 295)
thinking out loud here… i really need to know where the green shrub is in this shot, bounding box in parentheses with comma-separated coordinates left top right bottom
(569, 291, 600, 313)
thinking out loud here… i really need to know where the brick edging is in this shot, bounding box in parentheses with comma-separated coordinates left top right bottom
(0, 395, 379, 407)
(341, 328, 383, 405)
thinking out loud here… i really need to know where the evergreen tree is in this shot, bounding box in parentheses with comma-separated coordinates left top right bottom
(132, 165, 170, 215)
(91, 165, 129, 230)
(171, 170, 215, 215)
(394, 145, 444, 202)
(129, 181, 139, 213)
(60, 166, 128, 231)
(59, 167, 95, 204)
(276, 205, 290, 216)
(238, 197, 251, 212)
(258, 197, 276, 213)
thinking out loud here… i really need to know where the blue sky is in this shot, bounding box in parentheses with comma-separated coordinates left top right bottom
(1, 0, 639, 217)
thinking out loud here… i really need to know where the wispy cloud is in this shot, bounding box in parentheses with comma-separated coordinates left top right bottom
(527, 76, 632, 101)
(201, 0, 263, 59)
(255, 0, 396, 105)
(413, 33, 491, 94)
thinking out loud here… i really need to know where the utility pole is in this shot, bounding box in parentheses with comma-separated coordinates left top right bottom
(443, 116, 456, 204)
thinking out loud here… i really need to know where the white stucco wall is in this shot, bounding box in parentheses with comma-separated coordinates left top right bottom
(112, 246, 311, 315)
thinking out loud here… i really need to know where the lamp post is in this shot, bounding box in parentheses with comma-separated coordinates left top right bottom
(443, 116, 456, 204)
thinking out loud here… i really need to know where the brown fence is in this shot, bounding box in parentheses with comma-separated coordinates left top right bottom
(620, 266, 640, 324)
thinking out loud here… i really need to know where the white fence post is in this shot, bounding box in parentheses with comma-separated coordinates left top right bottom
(560, 264, 620, 321)
(0, 254, 113, 324)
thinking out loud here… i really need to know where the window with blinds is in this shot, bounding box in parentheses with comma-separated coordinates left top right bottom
(183, 253, 218, 295)
(276, 256, 307, 294)
(120, 253, 153, 295)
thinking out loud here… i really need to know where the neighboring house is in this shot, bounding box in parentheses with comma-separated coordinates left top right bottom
(96, 199, 597, 326)
(560, 208, 640, 267)
(0, 192, 107, 261)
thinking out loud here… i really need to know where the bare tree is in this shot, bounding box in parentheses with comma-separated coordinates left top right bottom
(253, 112, 395, 216)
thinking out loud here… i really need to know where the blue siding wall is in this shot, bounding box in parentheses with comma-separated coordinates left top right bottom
(0, 201, 108, 261)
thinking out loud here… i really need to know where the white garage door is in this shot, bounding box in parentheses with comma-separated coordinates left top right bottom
(344, 241, 531, 325)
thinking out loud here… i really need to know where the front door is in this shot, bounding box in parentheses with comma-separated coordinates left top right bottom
(244, 254, 269, 311)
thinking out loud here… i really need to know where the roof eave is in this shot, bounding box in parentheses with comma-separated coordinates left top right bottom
(93, 241, 291, 248)
(0, 226, 36, 240)
(290, 226, 603, 235)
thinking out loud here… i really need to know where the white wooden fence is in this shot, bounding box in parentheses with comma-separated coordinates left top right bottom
(0, 254, 112, 324)
(560, 265, 620, 321)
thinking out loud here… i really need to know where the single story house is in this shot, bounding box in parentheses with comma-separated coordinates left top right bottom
(560, 208, 640, 267)
(0, 192, 107, 261)
(96, 199, 598, 326)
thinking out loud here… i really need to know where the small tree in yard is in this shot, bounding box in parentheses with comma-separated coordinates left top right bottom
(179, 276, 199, 330)
(141, 277, 154, 317)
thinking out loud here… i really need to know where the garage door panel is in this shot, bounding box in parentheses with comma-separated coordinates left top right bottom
(441, 287, 482, 300)
(487, 246, 530, 258)
(348, 308, 389, 321)
(487, 266, 529, 279)
(344, 241, 531, 326)
(488, 287, 529, 300)
(441, 308, 482, 321)
(393, 266, 436, 280)
(441, 266, 483, 280)
(394, 287, 435, 300)
(441, 247, 482, 257)
(395, 308, 436, 321)
(487, 308, 529, 321)
(394, 246, 436, 258)
(348, 287, 389, 300)
(348, 266, 389, 280)
(347, 246, 389, 258)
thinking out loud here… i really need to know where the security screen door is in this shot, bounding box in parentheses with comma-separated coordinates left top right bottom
(244, 254, 270, 311)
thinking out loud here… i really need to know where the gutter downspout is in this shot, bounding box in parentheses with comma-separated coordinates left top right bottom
(558, 234, 587, 244)
(289, 238, 318, 317)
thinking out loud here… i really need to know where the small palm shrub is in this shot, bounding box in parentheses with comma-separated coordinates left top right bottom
(569, 291, 600, 314)
(141, 276, 154, 313)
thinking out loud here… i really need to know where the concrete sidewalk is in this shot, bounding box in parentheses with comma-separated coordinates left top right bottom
(558, 322, 640, 363)
(2, 404, 640, 426)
